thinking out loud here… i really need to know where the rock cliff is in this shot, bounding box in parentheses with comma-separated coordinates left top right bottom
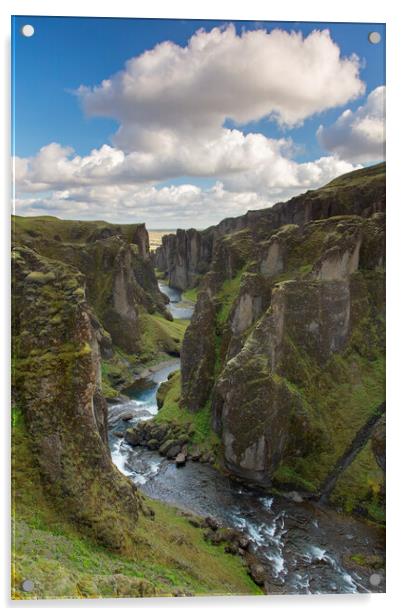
(12, 245, 140, 551)
(154, 163, 385, 290)
(11, 216, 184, 551)
(179, 163, 385, 522)
(13, 216, 170, 354)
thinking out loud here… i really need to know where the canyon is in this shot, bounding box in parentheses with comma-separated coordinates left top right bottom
(11, 162, 385, 598)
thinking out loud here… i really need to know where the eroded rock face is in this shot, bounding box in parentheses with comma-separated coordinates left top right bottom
(12, 246, 140, 552)
(181, 291, 216, 411)
(215, 277, 351, 483)
(155, 163, 385, 290)
(12, 217, 169, 354)
(154, 228, 214, 290)
(179, 165, 385, 503)
(260, 236, 286, 277)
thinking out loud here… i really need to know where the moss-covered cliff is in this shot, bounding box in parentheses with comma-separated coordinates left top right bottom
(11, 218, 259, 599)
(154, 162, 385, 290)
(12, 216, 172, 356)
(12, 245, 141, 551)
(178, 163, 386, 523)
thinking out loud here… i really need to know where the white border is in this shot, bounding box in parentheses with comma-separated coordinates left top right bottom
(1, 0, 402, 614)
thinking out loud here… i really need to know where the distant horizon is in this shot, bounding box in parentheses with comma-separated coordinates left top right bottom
(12, 159, 385, 233)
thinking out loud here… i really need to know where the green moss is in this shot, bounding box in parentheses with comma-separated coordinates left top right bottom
(138, 313, 189, 362)
(25, 271, 56, 284)
(12, 406, 259, 599)
(216, 269, 245, 327)
(273, 465, 317, 493)
(155, 372, 220, 454)
(182, 287, 199, 302)
(154, 269, 167, 281)
(329, 440, 385, 523)
(349, 553, 384, 569)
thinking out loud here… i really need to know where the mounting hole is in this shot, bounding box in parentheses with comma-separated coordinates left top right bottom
(368, 31, 381, 44)
(21, 24, 35, 38)
(369, 573, 382, 587)
(22, 579, 34, 592)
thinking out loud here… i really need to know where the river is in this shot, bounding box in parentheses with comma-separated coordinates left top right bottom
(108, 282, 385, 595)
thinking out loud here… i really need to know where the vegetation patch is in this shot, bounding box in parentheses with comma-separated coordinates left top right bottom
(138, 313, 189, 362)
(155, 372, 220, 457)
(12, 406, 260, 599)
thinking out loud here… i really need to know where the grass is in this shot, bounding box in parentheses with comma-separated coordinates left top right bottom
(12, 215, 143, 246)
(329, 440, 385, 523)
(138, 313, 189, 362)
(155, 372, 220, 454)
(11, 406, 260, 599)
(182, 287, 199, 302)
(271, 346, 385, 524)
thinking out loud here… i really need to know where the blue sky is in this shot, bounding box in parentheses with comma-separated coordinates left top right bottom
(12, 16, 385, 227)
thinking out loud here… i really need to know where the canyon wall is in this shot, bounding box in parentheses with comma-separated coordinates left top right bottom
(154, 163, 385, 290)
(12, 245, 140, 551)
(179, 163, 386, 521)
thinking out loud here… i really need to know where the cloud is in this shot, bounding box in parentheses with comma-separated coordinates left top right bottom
(15, 131, 357, 196)
(317, 86, 385, 163)
(14, 25, 365, 227)
(77, 25, 364, 168)
(14, 147, 358, 228)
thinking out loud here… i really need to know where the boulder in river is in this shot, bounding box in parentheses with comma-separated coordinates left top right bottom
(175, 452, 187, 467)
(205, 516, 220, 531)
(166, 444, 182, 459)
(159, 438, 177, 456)
(121, 412, 134, 422)
(125, 426, 142, 446)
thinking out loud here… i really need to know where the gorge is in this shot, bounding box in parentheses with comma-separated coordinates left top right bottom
(11, 162, 385, 598)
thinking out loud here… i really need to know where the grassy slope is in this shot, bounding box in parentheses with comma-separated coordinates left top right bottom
(12, 407, 260, 600)
(12, 215, 142, 245)
(155, 372, 220, 457)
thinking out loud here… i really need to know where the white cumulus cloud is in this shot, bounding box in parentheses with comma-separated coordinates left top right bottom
(13, 25, 366, 227)
(14, 144, 358, 229)
(76, 24, 364, 176)
(317, 86, 385, 163)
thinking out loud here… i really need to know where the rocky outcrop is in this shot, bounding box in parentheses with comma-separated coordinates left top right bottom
(179, 163, 386, 521)
(12, 216, 170, 354)
(154, 163, 385, 290)
(12, 246, 140, 551)
(181, 291, 217, 411)
(154, 228, 214, 290)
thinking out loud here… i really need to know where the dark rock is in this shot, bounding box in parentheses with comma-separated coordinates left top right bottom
(149, 422, 169, 442)
(124, 427, 142, 447)
(248, 563, 267, 586)
(175, 452, 186, 467)
(166, 444, 182, 459)
(238, 535, 250, 550)
(224, 544, 238, 555)
(158, 439, 176, 456)
(205, 516, 220, 531)
(189, 445, 202, 461)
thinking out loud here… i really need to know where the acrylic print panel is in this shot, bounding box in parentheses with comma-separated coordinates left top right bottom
(11, 15, 385, 599)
